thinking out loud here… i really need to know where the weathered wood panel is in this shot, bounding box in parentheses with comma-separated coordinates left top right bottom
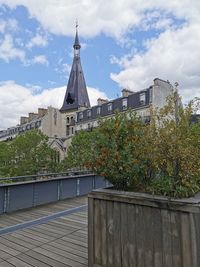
(88, 188, 200, 267)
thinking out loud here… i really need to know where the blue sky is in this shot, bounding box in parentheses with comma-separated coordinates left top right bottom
(0, 0, 200, 129)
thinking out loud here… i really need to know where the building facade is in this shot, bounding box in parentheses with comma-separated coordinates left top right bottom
(0, 28, 174, 160)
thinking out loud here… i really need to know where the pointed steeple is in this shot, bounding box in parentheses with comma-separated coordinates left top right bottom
(60, 23, 90, 112)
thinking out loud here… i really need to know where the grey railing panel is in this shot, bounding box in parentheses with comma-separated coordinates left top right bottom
(94, 176, 106, 189)
(33, 181, 58, 206)
(0, 173, 108, 214)
(6, 184, 34, 212)
(59, 179, 77, 200)
(79, 175, 93, 195)
(0, 188, 4, 213)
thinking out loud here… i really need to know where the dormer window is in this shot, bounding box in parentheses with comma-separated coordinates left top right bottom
(79, 112, 83, 120)
(139, 93, 146, 105)
(87, 110, 91, 118)
(122, 98, 127, 110)
(97, 106, 101, 115)
(107, 103, 112, 112)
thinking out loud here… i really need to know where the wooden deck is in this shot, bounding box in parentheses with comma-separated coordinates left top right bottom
(0, 196, 88, 267)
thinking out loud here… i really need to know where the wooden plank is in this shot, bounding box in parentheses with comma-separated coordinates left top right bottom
(16, 253, 51, 267)
(113, 201, 121, 267)
(106, 200, 113, 267)
(135, 205, 145, 267)
(193, 214, 200, 267)
(144, 206, 154, 267)
(0, 237, 28, 253)
(94, 199, 102, 266)
(127, 203, 136, 267)
(0, 249, 13, 261)
(34, 247, 87, 267)
(25, 250, 69, 267)
(56, 238, 88, 253)
(180, 212, 192, 267)
(0, 261, 15, 267)
(100, 200, 107, 267)
(7, 257, 33, 267)
(120, 202, 129, 267)
(189, 214, 198, 267)
(161, 209, 172, 267)
(41, 243, 87, 264)
(48, 240, 88, 259)
(153, 208, 163, 267)
(2, 235, 36, 249)
(170, 211, 182, 267)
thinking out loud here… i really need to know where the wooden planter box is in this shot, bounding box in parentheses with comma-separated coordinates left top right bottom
(88, 188, 200, 267)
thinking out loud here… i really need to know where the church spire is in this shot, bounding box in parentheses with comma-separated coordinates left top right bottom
(60, 23, 90, 112)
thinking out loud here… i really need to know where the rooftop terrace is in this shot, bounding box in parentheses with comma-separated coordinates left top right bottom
(0, 196, 88, 267)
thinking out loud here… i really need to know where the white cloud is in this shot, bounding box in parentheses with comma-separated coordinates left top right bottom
(0, 81, 108, 130)
(26, 33, 48, 49)
(0, 20, 6, 33)
(0, 18, 18, 33)
(31, 55, 49, 65)
(110, 23, 200, 103)
(0, 34, 25, 63)
(2, 0, 200, 38)
(0, 0, 200, 104)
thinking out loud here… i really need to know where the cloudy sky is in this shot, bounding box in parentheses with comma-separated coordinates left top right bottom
(0, 0, 200, 130)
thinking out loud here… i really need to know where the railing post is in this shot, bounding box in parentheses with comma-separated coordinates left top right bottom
(92, 175, 95, 189)
(3, 187, 9, 213)
(77, 178, 80, 196)
(57, 180, 62, 201)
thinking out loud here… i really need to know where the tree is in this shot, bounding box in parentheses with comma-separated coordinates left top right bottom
(0, 130, 58, 177)
(148, 92, 200, 197)
(61, 129, 96, 170)
(64, 90, 200, 197)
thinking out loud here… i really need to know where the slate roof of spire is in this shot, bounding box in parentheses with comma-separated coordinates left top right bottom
(60, 28, 90, 112)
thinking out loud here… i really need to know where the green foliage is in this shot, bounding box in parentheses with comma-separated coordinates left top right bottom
(63, 91, 200, 198)
(61, 130, 97, 170)
(0, 130, 58, 177)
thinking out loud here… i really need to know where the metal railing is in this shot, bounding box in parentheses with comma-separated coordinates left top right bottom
(0, 170, 92, 185)
(0, 172, 108, 214)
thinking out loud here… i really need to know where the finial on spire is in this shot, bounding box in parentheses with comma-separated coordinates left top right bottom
(73, 20, 81, 51)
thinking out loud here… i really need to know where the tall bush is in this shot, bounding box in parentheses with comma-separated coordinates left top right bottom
(65, 91, 200, 197)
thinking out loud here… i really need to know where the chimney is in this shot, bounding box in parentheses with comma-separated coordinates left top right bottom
(28, 113, 38, 122)
(38, 108, 48, 117)
(97, 98, 108, 105)
(20, 116, 29, 125)
(122, 88, 134, 97)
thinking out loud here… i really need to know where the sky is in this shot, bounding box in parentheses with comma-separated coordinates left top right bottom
(0, 0, 200, 130)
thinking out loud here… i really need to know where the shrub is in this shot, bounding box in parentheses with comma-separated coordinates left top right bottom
(65, 91, 200, 197)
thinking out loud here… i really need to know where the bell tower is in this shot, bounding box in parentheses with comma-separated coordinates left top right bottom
(60, 23, 90, 113)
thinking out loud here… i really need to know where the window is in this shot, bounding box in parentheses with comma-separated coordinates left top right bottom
(97, 106, 101, 115)
(66, 117, 70, 124)
(122, 98, 127, 110)
(139, 93, 146, 105)
(66, 125, 70, 136)
(79, 112, 83, 120)
(107, 103, 112, 112)
(87, 110, 91, 118)
(71, 127, 74, 135)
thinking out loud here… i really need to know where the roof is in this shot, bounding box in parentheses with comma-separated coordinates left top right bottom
(60, 28, 90, 112)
